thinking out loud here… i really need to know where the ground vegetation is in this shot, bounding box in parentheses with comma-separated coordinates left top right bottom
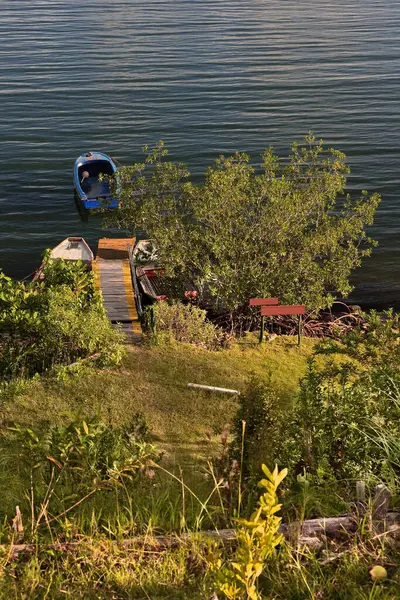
(0, 254, 124, 380)
(0, 319, 398, 598)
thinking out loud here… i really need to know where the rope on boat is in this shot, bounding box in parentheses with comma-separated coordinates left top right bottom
(19, 270, 37, 282)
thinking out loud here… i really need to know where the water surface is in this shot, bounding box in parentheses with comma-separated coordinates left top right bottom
(1, 0, 399, 306)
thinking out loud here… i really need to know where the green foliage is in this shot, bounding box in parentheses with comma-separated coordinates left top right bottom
(0, 542, 206, 599)
(153, 301, 231, 349)
(0, 254, 124, 379)
(309, 311, 400, 486)
(0, 528, 398, 599)
(230, 376, 285, 481)
(260, 543, 399, 599)
(208, 465, 287, 600)
(0, 415, 159, 531)
(107, 135, 380, 314)
(367, 378, 400, 486)
(282, 361, 393, 484)
(317, 309, 400, 372)
(231, 311, 400, 495)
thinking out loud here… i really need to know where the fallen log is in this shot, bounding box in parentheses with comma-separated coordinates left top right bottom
(4, 511, 400, 559)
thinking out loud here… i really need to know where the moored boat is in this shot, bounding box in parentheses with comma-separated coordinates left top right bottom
(74, 151, 118, 210)
(33, 237, 94, 280)
(131, 239, 198, 306)
(50, 237, 94, 264)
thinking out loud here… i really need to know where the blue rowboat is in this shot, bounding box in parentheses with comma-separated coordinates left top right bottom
(74, 151, 118, 210)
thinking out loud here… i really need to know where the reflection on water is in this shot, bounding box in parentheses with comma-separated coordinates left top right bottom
(0, 0, 399, 305)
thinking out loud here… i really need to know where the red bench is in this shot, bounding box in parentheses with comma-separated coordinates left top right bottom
(249, 298, 305, 345)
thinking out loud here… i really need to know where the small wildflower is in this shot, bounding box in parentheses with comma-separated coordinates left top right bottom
(145, 469, 156, 480)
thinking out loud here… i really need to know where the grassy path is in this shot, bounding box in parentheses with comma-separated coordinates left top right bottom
(3, 336, 316, 465)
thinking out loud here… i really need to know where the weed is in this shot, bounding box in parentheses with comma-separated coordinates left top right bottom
(153, 301, 232, 349)
(208, 465, 287, 600)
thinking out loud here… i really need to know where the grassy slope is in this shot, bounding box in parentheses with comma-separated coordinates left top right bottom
(2, 335, 316, 464)
(2, 339, 399, 599)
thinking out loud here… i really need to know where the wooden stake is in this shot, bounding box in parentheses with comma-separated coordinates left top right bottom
(259, 316, 265, 344)
(356, 481, 366, 516)
(373, 484, 391, 521)
(298, 314, 302, 345)
(12, 506, 24, 543)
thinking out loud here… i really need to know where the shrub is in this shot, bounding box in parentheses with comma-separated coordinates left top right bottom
(230, 376, 286, 481)
(230, 312, 400, 495)
(0, 255, 125, 379)
(152, 301, 231, 350)
(317, 309, 400, 371)
(107, 136, 380, 318)
(293, 311, 400, 485)
(283, 361, 400, 485)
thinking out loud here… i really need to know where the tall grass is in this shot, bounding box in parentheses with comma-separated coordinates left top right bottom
(365, 376, 400, 490)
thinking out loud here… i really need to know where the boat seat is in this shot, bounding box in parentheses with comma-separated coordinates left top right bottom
(82, 176, 110, 198)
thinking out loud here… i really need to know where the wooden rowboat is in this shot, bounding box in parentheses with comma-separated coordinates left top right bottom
(131, 239, 198, 304)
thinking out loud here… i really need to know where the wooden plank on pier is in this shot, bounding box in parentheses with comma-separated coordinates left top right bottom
(96, 237, 133, 261)
(94, 238, 142, 343)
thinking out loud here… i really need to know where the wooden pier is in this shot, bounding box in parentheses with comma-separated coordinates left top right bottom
(93, 238, 142, 343)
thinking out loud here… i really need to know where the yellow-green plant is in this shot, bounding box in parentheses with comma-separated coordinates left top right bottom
(209, 465, 287, 600)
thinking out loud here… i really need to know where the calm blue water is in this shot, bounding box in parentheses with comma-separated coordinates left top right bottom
(1, 0, 399, 306)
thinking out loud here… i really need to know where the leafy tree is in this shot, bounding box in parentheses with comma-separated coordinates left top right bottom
(107, 134, 380, 315)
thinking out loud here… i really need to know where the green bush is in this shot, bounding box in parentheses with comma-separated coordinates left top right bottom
(0, 255, 125, 379)
(284, 362, 400, 485)
(230, 311, 400, 495)
(106, 136, 380, 317)
(152, 301, 231, 350)
(292, 310, 400, 485)
(230, 376, 285, 481)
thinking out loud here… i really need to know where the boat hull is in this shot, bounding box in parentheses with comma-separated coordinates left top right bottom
(132, 239, 198, 304)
